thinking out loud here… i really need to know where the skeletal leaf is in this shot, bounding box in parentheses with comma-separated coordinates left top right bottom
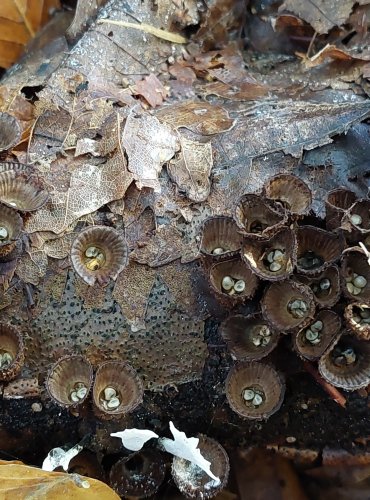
(156, 101, 235, 135)
(130, 224, 183, 267)
(122, 112, 179, 192)
(25, 156, 133, 234)
(16, 251, 48, 285)
(168, 136, 213, 202)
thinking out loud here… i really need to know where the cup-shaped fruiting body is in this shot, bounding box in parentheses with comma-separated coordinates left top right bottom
(220, 314, 279, 361)
(199, 216, 242, 260)
(209, 257, 259, 305)
(325, 187, 357, 231)
(226, 362, 285, 420)
(296, 265, 341, 309)
(296, 226, 343, 276)
(0, 204, 23, 260)
(341, 199, 370, 239)
(0, 112, 21, 151)
(71, 226, 129, 286)
(234, 194, 287, 239)
(344, 303, 370, 341)
(293, 310, 341, 361)
(262, 173, 312, 215)
(341, 247, 370, 304)
(68, 450, 105, 481)
(92, 361, 143, 419)
(0, 169, 48, 211)
(318, 334, 370, 391)
(242, 227, 296, 281)
(46, 355, 93, 407)
(261, 281, 315, 332)
(171, 435, 230, 500)
(0, 323, 24, 381)
(110, 450, 166, 498)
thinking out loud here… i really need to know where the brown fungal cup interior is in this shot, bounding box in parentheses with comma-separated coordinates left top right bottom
(46, 355, 93, 407)
(344, 303, 370, 341)
(296, 226, 343, 275)
(325, 187, 357, 231)
(263, 173, 312, 214)
(92, 361, 143, 416)
(226, 362, 285, 420)
(319, 334, 370, 391)
(172, 435, 230, 500)
(0, 204, 23, 247)
(341, 249, 370, 303)
(71, 226, 129, 286)
(242, 227, 296, 281)
(0, 323, 24, 381)
(234, 194, 286, 237)
(199, 216, 242, 257)
(297, 265, 340, 308)
(262, 281, 315, 331)
(0, 112, 21, 151)
(343, 199, 370, 233)
(0, 170, 49, 211)
(209, 257, 259, 301)
(220, 314, 279, 361)
(110, 450, 166, 498)
(294, 310, 341, 361)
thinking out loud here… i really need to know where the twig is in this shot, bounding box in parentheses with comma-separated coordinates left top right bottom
(306, 31, 317, 58)
(304, 361, 346, 408)
(98, 19, 187, 44)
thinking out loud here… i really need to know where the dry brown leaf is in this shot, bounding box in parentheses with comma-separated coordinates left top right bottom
(297, 44, 370, 68)
(199, 80, 268, 100)
(130, 224, 183, 267)
(122, 111, 179, 192)
(156, 101, 235, 135)
(25, 155, 133, 234)
(280, 0, 356, 34)
(43, 232, 76, 259)
(134, 74, 168, 108)
(0, 0, 61, 68)
(168, 136, 213, 202)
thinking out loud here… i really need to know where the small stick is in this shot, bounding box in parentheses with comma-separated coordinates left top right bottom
(303, 361, 346, 408)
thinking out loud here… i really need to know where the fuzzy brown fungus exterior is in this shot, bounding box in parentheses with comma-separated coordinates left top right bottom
(319, 333, 370, 391)
(262, 173, 312, 215)
(46, 355, 93, 408)
(92, 361, 143, 420)
(0, 323, 24, 381)
(71, 225, 129, 286)
(325, 187, 357, 231)
(293, 310, 341, 361)
(110, 450, 166, 498)
(171, 435, 230, 499)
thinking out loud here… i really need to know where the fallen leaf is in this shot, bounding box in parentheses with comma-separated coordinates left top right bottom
(280, 0, 356, 34)
(156, 101, 235, 135)
(168, 135, 213, 202)
(199, 80, 268, 100)
(16, 250, 48, 285)
(134, 74, 168, 108)
(25, 155, 133, 234)
(0, 0, 61, 68)
(0, 459, 120, 499)
(298, 44, 370, 68)
(122, 111, 179, 192)
(66, 0, 109, 43)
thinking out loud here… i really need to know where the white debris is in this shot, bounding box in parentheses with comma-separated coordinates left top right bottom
(110, 428, 159, 451)
(42, 444, 83, 472)
(159, 421, 220, 483)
